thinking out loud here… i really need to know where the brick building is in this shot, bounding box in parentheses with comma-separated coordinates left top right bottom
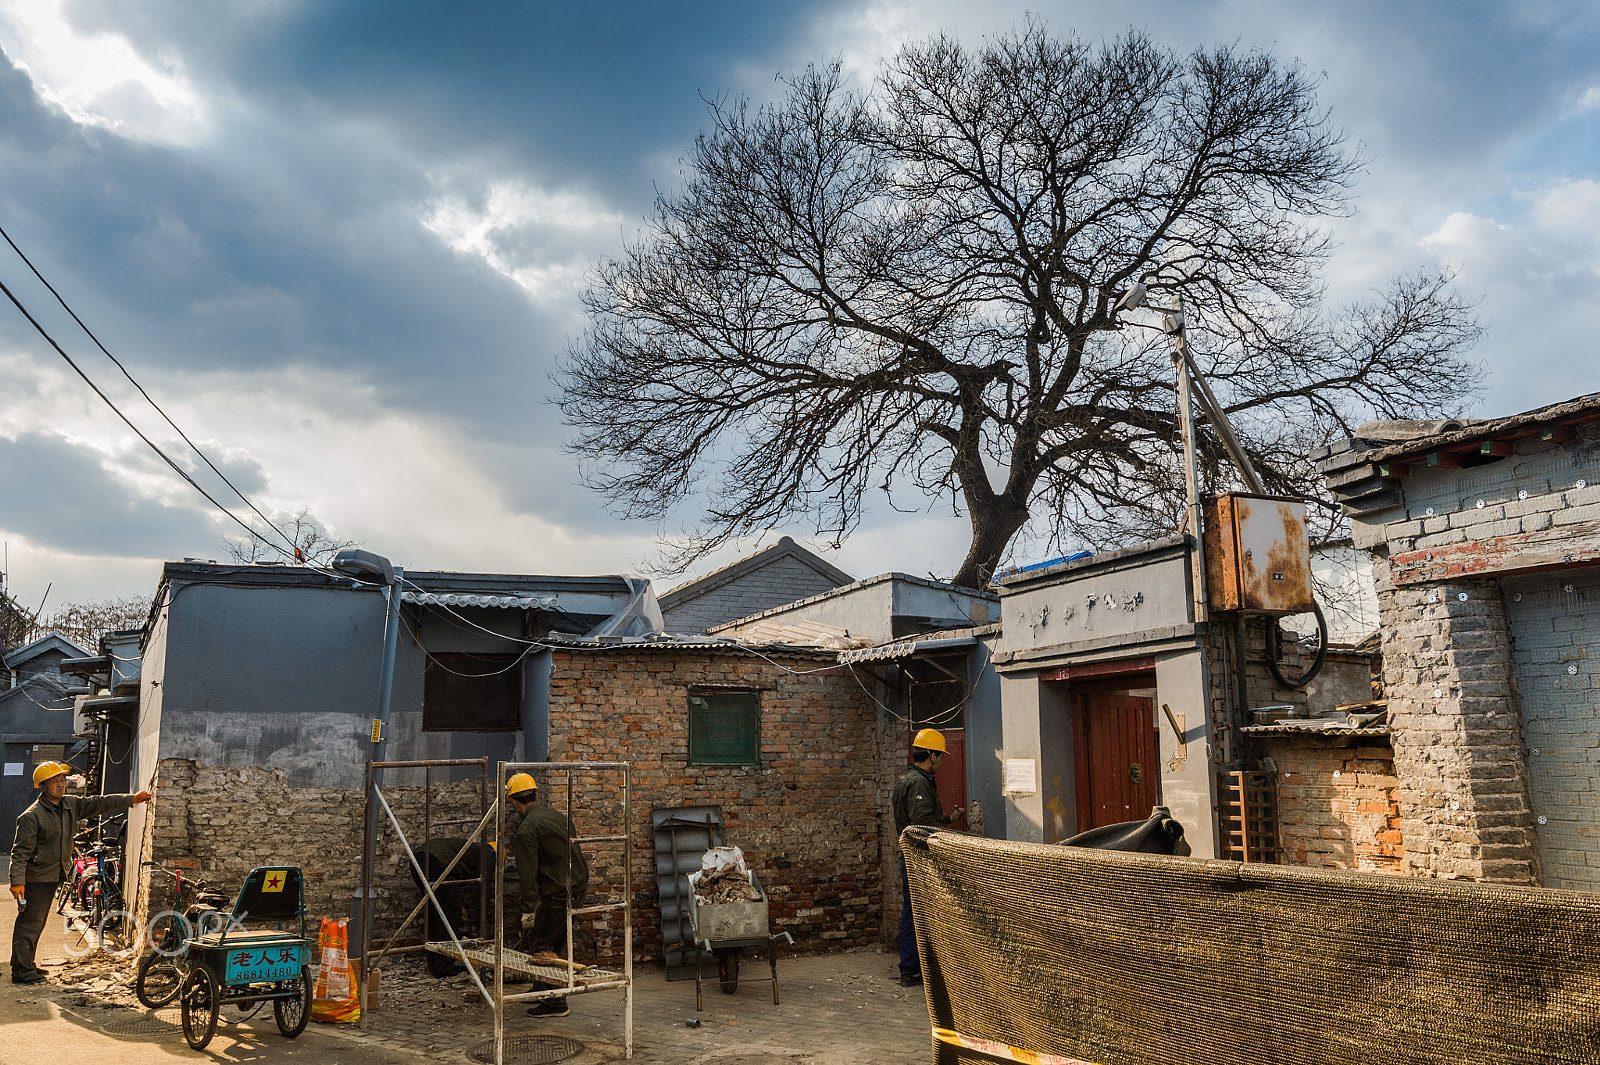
(1318, 392, 1600, 888)
(545, 642, 889, 957)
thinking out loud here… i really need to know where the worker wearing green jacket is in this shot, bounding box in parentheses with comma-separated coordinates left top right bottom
(10, 761, 151, 983)
(891, 729, 963, 988)
(505, 772, 588, 1017)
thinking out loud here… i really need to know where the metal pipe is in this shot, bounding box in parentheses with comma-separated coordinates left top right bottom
(1177, 341, 1266, 495)
(1171, 305, 1210, 626)
(358, 565, 404, 991)
(372, 784, 494, 1006)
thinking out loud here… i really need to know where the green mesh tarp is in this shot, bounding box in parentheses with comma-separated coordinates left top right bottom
(902, 827, 1600, 1065)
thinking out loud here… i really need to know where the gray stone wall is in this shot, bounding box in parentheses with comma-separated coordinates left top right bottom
(1374, 579, 1540, 882)
(1504, 571, 1600, 889)
(1320, 420, 1600, 885)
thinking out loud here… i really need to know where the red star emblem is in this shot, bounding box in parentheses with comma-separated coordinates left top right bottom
(266, 874, 283, 890)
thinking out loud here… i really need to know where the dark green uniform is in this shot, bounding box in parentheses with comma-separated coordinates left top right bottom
(892, 762, 951, 982)
(10, 791, 138, 981)
(892, 765, 952, 836)
(510, 804, 588, 955)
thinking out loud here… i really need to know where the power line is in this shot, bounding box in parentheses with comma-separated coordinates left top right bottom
(0, 222, 303, 559)
(0, 272, 292, 561)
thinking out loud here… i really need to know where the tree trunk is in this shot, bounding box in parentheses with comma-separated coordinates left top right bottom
(952, 495, 1032, 590)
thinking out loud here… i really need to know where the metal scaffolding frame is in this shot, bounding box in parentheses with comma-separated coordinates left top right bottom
(490, 760, 633, 1062)
(356, 759, 635, 1061)
(358, 757, 497, 1014)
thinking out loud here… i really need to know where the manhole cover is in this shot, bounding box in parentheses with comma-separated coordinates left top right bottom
(101, 1009, 184, 1038)
(465, 1035, 585, 1064)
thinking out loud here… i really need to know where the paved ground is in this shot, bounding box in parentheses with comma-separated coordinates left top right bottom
(2, 890, 933, 1064)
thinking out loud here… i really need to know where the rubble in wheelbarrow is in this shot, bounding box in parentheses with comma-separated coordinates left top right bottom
(691, 845, 763, 904)
(692, 864, 762, 904)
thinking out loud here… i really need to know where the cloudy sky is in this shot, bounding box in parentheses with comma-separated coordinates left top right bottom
(0, 0, 1597, 611)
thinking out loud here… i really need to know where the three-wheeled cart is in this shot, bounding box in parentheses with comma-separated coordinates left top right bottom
(177, 865, 313, 1051)
(687, 871, 793, 1011)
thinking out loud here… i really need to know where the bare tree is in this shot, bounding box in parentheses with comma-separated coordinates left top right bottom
(40, 594, 154, 649)
(562, 25, 1483, 588)
(223, 507, 359, 568)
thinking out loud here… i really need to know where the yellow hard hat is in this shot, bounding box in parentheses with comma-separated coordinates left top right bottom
(505, 772, 538, 800)
(32, 761, 71, 788)
(911, 728, 947, 754)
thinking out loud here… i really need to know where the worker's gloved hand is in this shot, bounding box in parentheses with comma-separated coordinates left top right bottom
(521, 912, 538, 930)
(10, 885, 24, 901)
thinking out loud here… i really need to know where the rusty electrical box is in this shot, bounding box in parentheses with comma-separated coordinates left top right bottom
(1202, 493, 1315, 615)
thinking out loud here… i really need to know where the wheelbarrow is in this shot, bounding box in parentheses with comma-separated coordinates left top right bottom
(686, 870, 793, 1011)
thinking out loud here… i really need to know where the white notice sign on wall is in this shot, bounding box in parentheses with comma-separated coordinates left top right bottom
(3, 763, 24, 776)
(1003, 758, 1036, 794)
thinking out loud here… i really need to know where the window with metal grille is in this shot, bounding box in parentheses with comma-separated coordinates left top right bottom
(423, 653, 522, 731)
(688, 689, 760, 765)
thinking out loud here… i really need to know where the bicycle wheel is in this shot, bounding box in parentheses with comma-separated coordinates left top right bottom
(275, 967, 312, 1038)
(92, 882, 130, 955)
(181, 968, 219, 1050)
(136, 949, 183, 1008)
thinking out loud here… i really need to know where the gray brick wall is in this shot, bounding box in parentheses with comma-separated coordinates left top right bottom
(1505, 571, 1600, 890)
(663, 556, 848, 634)
(1376, 579, 1541, 883)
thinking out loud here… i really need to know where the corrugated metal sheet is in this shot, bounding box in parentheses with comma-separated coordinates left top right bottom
(401, 591, 557, 610)
(838, 635, 977, 665)
(1239, 723, 1390, 736)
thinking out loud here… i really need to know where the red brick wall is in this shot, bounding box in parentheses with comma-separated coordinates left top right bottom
(547, 647, 885, 961)
(1269, 741, 1404, 874)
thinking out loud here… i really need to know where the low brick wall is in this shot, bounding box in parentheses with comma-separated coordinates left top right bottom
(141, 758, 487, 942)
(1268, 741, 1403, 874)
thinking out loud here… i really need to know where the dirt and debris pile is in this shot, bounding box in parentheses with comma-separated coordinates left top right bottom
(692, 864, 762, 904)
(690, 846, 762, 904)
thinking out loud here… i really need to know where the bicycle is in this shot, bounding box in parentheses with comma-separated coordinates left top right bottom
(63, 841, 129, 956)
(136, 863, 234, 1008)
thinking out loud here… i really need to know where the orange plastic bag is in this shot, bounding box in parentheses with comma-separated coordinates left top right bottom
(311, 916, 361, 1023)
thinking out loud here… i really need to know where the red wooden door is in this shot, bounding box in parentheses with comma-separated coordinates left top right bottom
(910, 678, 968, 831)
(1073, 692, 1159, 833)
(934, 730, 967, 831)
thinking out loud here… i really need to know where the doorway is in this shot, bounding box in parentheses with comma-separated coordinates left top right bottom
(908, 665, 968, 831)
(1071, 681, 1160, 834)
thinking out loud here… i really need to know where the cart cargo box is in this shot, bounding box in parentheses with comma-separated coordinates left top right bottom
(686, 870, 768, 941)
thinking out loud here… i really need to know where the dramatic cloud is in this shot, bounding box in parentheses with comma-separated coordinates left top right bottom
(0, 1, 1596, 608)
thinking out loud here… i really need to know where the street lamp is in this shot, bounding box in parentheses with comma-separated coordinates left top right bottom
(332, 548, 405, 969)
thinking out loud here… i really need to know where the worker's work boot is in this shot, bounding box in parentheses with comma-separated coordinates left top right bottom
(527, 999, 570, 1017)
(898, 972, 923, 987)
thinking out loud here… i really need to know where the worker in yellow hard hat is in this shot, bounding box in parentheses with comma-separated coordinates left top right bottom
(9, 762, 152, 983)
(505, 772, 588, 1018)
(890, 729, 964, 988)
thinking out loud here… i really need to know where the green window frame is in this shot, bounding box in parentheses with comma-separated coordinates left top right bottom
(688, 689, 760, 765)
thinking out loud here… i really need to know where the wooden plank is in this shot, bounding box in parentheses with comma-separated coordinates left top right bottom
(1479, 440, 1514, 457)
